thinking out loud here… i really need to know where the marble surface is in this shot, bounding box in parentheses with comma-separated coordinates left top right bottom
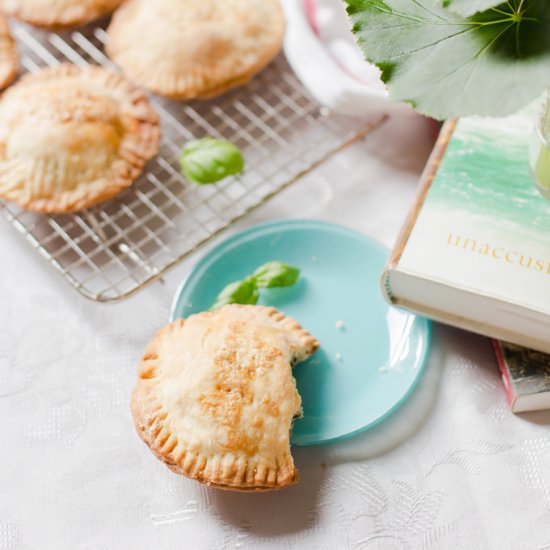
(2, 115, 550, 549)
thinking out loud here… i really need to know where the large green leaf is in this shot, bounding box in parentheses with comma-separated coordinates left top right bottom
(346, 0, 550, 119)
(439, 0, 503, 16)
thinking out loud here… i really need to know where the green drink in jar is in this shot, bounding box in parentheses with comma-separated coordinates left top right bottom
(530, 93, 550, 199)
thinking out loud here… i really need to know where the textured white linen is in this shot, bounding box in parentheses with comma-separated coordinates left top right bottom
(2, 116, 550, 549)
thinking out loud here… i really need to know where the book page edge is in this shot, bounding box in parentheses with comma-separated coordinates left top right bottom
(381, 119, 458, 303)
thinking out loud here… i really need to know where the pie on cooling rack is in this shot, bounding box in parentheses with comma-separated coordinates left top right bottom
(132, 304, 319, 491)
(0, 13, 16, 89)
(0, 0, 124, 29)
(106, 0, 285, 100)
(0, 64, 160, 213)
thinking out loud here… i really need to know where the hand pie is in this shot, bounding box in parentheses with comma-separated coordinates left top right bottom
(132, 305, 319, 492)
(0, 13, 16, 90)
(0, 0, 124, 29)
(106, 0, 285, 100)
(0, 64, 160, 213)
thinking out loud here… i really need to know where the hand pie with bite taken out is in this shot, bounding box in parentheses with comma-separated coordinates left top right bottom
(0, 0, 124, 29)
(106, 0, 285, 100)
(0, 64, 160, 213)
(132, 304, 320, 492)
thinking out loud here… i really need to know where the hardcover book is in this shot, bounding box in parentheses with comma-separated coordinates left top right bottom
(493, 341, 550, 413)
(382, 107, 550, 354)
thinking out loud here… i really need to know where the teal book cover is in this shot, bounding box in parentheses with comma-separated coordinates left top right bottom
(384, 107, 550, 353)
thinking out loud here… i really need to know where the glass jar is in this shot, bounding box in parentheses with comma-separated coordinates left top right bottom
(529, 92, 550, 200)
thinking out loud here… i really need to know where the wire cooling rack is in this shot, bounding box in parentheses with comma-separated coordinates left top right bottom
(0, 20, 386, 301)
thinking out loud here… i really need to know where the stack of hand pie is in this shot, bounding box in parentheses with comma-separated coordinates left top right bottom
(0, 0, 285, 213)
(0, 2, 318, 494)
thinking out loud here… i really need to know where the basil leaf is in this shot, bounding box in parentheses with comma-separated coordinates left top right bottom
(252, 261, 300, 288)
(210, 277, 258, 310)
(180, 138, 244, 185)
(210, 261, 301, 309)
(346, 0, 550, 119)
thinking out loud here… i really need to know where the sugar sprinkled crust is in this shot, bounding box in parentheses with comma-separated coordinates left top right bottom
(106, 0, 285, 100)
(0, 64, 160, 213)
(0, 0, 124, 29)
(132, 304, 320, 492)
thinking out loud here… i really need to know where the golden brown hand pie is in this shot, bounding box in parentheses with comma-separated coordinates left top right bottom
(106, 0, 285, 100)
(0, 64, 160, 213)
(0, 13, 16, 90)
(0, 0, 124, 29)
(132, 305, 320, 492)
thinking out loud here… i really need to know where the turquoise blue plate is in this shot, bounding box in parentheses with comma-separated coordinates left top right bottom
(170, 220, 431, 446)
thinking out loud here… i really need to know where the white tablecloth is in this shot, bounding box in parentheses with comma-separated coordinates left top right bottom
(3, 115, 550, 550)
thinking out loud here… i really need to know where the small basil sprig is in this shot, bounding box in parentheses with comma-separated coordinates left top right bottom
(211, 261, 300, 310)
(180, 138, 244, 185)
(211, 277, 259, 310)
(252, 261, 300, 288)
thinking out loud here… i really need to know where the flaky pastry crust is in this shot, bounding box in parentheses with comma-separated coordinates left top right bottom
(0, 0, 124, 29)
(0, 64, 160, 213)
(106, 0, 285, 100)
(0, 13, 17, 90)
(132, 305, 319, 492)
